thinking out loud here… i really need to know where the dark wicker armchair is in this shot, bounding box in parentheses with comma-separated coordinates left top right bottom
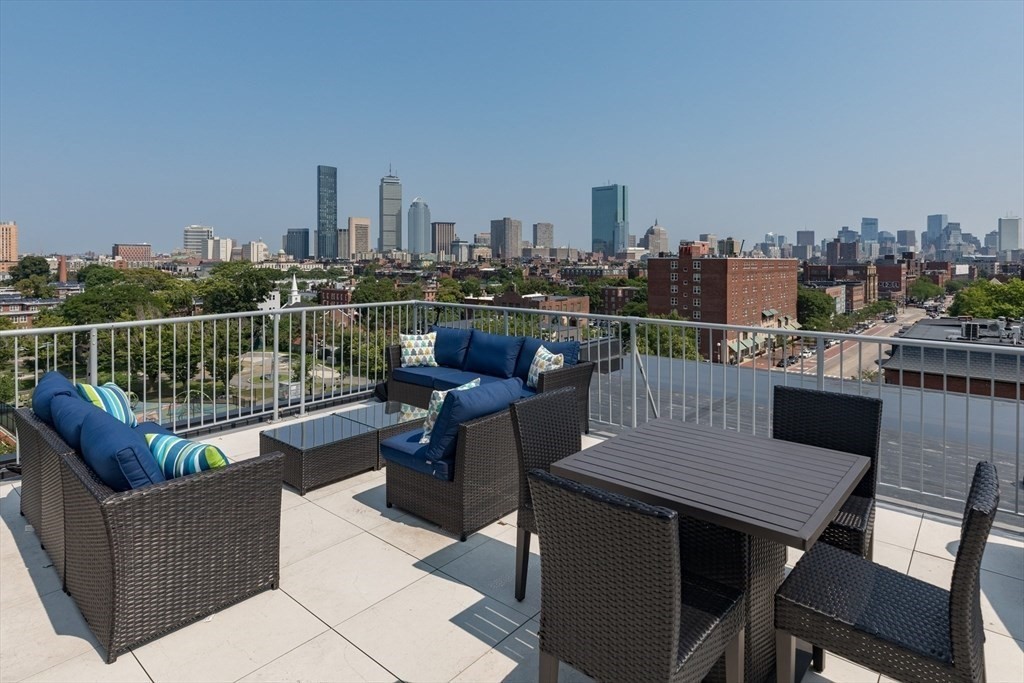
(385, 409, 519, 541)
(508, 387, 580, 602)
(776, 461, 999, 683)
(529, 470, 746, 683)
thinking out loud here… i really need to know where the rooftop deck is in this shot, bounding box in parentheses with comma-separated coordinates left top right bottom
(1, 402, 1021, 683)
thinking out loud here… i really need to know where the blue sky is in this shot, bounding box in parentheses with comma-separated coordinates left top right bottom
(1, 0, 1022, 255)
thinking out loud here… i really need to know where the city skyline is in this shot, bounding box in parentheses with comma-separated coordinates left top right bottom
(0, 2, 1021, 254)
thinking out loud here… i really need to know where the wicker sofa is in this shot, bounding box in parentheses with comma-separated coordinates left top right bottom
(15, 403, 284, 663)
(385, 327, 595, 433)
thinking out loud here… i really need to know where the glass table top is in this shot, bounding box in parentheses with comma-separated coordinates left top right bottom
(340, 401, 429, 430)
(260, 402, 428, 449)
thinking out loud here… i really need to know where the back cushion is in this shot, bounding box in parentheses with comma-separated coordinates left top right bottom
(514, 338, 580, 382)
(464, 331, 525, 379)
(426, 377, 523, 461)
(31, 371, 77, 426)
(79, 407, 166, 491)
(145, 433, 230, 479)
(76, 382, 138, 427)
(50, 393, 97, 451)
(430, 326, 473, 369)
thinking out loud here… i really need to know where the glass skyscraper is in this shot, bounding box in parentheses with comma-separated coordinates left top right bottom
(317, 165, 338, 260)
(379, 172, 402, 252)
(861, 217, 879, 242)
(407, 197, 431, 255)
(591, 184, 629, 256)
(283, 227, 310, 261)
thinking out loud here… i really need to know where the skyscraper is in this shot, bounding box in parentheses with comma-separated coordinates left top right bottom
(0, 221, 17, 265)
(926, 214, 948, 245)
(896, 230, 916, 249)
(591, 184, 629, 256)
(490, 218, 522, 261)
(796, 230, 815, 247)
(533, 222, 554, 249)
(317, 165, 338, 260)
(283, 228, 310, 261)
(998, 216, 1023, 253)
(646, 222, 670, 255)
(348, 217, 371, 255)
(407, 198, 431, 255)
(183, 225, 214, 256)
(379, 172, 402, 252)
(861, 217, 879, 242)
(431, 222, 456, 255)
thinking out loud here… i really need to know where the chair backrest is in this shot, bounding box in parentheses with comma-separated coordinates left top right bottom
(528, 469, 681, 682)
(949, 461, 999, 680)
(772, 385, 883, 499)
(509, 387, 580, 510)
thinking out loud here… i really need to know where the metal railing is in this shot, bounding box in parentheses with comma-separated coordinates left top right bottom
(1, 298, 1020, 521)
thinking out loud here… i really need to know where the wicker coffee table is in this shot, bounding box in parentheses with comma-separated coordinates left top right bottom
(260, 402, 428, 496)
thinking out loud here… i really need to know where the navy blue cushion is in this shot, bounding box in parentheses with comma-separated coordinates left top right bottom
(31, 371, 78, 426)
(514, 338, 581, 382)
(431, 326, 473, 369)
(432, 370, 488, 391)
(519, 386, 537, 400)
(134, 421, 175, 439)
(379, 428, 454, 482)
(50, 393, 97, 451)
(79, 407, 166, 491)
(464, 331, 525, 379)
(426, 377, 523, 461)
(390, 366, 466, 389)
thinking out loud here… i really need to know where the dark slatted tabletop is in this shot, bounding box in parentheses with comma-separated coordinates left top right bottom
(551, 418, 870, 550)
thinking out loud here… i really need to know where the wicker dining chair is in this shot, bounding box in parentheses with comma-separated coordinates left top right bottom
(776, 461, 1000, 683)
(508, 387, 580, 602)
(528, 470, 745, 683)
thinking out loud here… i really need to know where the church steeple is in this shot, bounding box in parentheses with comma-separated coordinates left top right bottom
(290, 274, 300, 305)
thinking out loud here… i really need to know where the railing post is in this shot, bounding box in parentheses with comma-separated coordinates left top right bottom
(299, 310, 307, 415)
(89, 327, 99, 384)
(630, 318, 638, 429)
(272, 314, 280, 422)
(413, 304, 420, 334)
(816, 335, 825, 390)
(503, 310, 510, 336)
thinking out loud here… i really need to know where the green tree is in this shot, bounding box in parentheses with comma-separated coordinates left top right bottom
(200, 262, 275, 314)
(57, 282, 166, 325)
(908, 277, 943, 302)
(945, 279, 968, 294)
(436, 277, 463, 304)
(949, 279, 1024, 318)
(15, 274, 56, 299)
(797, 287, 836, 326)
(10, 255, 50, 283)
(352, 277, 397, 304)
(77, 264, 124, 287)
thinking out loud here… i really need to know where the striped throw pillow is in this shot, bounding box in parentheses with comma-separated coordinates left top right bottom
(399, 332, 438, 368)
(145, 433, 230, 479)
(76, 382, 138, 427)
(419, 377, 480, 444)
(527, 346, 564, 389)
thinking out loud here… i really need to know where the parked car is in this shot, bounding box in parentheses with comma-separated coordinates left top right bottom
(884, 315, 897, 323)
(799, 349, 814, 358)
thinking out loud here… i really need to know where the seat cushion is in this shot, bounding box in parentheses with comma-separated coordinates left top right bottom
(380, 428, 454, 481)
(426, 377, 523, 461)
(133, 421, 175, 439)
(514, 338, 580, 382)
(145, 433, 231, 479)
(31, 371, 77, 426)
(431, 326, 473, 369)
(464, 331, 525, 379)
(50, 393, 98, 451)
(431, 370, 493, 391)
(399, 332, 438, 368)
(79, 407, 166, 491)
(76, 382, 138, 427)
(390, 366, 466, 389)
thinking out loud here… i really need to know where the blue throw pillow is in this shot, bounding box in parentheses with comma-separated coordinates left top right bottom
(430, 326, 473, 369)
(426, 377, 523, 461)
(49, 393, 97, 451)
(514, 338, 580, 382)
(79, 407, 166, 491)
(31, 371, 77, 426)
(463, 331, 525, 379)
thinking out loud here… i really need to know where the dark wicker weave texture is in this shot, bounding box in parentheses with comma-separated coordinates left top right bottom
(14, 409, 71, 583)
(529, 470, 745, 683)
(775, 461, 999, 683)
(508, 387, 580, 601)
(385, 408, 519, 541)
(261, 428, 378, 495)
(384, 343, 596, 433)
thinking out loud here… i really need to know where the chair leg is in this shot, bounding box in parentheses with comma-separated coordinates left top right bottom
(776, 630, 795, 683)
(538, 649, 559, 683)
(515, 528, 531, 602)
(812, 645, 826, 672)
(725, 627, 744, 683)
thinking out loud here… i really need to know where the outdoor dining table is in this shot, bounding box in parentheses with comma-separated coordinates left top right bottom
(550, 417, 870, 683)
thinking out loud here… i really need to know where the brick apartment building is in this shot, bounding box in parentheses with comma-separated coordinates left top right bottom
(803, 263, 879, 307)
(648, 242, 798, 362)
(601, 286, 640, 315)
(111, 243, 154, 268)
(489, 291, 589, 316)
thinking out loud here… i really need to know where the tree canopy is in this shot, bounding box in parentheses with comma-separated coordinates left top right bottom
(949, 279, 1024, 319)
(797, 287, 836, 329)
(199, 262, 276, 314)
(10, 255, 50, 283)
(907, 277, 944, 302)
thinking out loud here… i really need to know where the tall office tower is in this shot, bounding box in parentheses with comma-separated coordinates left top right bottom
(206, 237, 233, 261)
(628, 234, 637, 248)
(861, 217, 879, 242)
(796, 230, 815, 247)
(837, 226, 859, 243)
(998, 217, 1023, 253)
(451, 239, 470, 262)
(183, 225, 214, 255)
(407, 198, 431, 255)
(776, 234, 788, 248)
(283, 228, 310, 261)
(431, 222, 456, 255)
(533, 222, 554, 249)
(348, 217, 371, 255)
(926, 214, 948, 245)
(474, 232, 491, 246)
(242, 240, 268, 263)
(591, 184, 629, 256)
(983, 231, 1000, 250)
(896, 229, 916, 249)
(490, 217, 523, 260)
(337, 226, 350, 259)
(645, 222, 670, 256)
(0, 221, 17, 264)
(764, 232, 776, 245)
(379, 172, 402, 252)
(718, 237, 741, 256)
(316, 165, 338, 260)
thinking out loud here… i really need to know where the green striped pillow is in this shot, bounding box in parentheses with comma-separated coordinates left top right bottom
(76, 382, 138, 427)
(145, 433, 230, 479)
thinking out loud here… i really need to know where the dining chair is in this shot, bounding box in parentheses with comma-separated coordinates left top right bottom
(508, 386, 580, 602)
(775, 461, 999, 683)
(528, 469, 745, 683)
